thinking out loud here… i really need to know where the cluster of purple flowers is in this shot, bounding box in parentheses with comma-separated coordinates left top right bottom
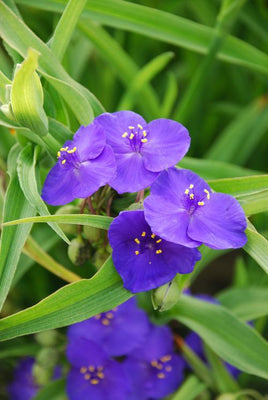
(66, 298, 184, 400)
(42, 110, 247, 294)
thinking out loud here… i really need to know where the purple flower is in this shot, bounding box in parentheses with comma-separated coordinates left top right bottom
(95, 111, 190, 193)
(144, 168, 247, 250)
(66, 337, 130, 400)
(41, 122, 116, 205)
(8, 358, 39, 400)
(68, 298, 150, 356)
(124, 324, 184, 399)
(108, 210, 201, 293)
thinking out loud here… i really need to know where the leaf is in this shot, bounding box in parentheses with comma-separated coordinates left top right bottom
(172, 295, 268, 379)
(11, 48, 48, 135)
(17, 144, 69, 243)
(208, 175, 268, 197)
(238, 190, 268, 216)
(3, 213, 113, 230)
(32, 379, 67, 400)
(15, 0, 268, 75)
(0, 70, 11, 104)
(171, 375, 206, 400)
(0, 144, 36, 311)
(0, 257, 131, 340)
(243, 226, 268, 275)
(218, 287, 268, 321)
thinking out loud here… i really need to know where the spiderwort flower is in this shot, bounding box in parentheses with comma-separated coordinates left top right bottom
(41, 122, 116, 206)
(66, 337, 130, 400)
(68, 298, 150, 356)
(144, 168, 247, 249)
(124, 324, 184, 399)
(108, 210, 201, 293)
(95, 111, 190, 193)
(8, 358, 39, 400)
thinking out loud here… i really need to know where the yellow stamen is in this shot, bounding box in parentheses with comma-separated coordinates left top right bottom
(57, 151, 61, 158)
(102, 318, 110, 326)
(135, 250, 140, 255)
(141, 138, 148, 143)
(67, 146, 77, 154)
(141, 232, 146, 237)
(143, 130, 147, 136)
(90, 379, 99, 385)
(189, 193, 194, 200)
(156, 239, 162, 243)
(88, 366, 95, 372)
(137, 124, 143, 129)
(134, 238, 140, 244)
(97, 372, 104, 379)
(80, 367, 87, 374)
(204, 189, 210, 199)
(156, 364, 163, 370)
(122, 132, 128, 138)
(60, 146, 68, 151)
(151, 233, 156, 238)
(198, 201, 205, 206)
(151, 360, 158, 367)
(184, 189, 189, 195)
(189, 184, 194, 189)
(94, 314, 101, 320)
(160, 355, 172, 362)
(61, 159, 66, 165)
(157, 373, 165, 379)
(105, 312, 114, 319)
(156, 249, 163, 254)
(129, 133, 134, 139)
(84, 374, 91, 380)
(128, 126, 134, 129)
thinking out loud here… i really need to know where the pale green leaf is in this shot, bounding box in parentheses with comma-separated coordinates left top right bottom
(243, 226, 268, 274)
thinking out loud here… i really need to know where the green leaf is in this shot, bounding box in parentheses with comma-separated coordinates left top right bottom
(243, 226, 268, 275)
(218, 287, 268, 321)
(0, 144, 36, 311)
(15, 0, 268, 75)
(32, 379, 67, 400)
(3, 213, 113, 230)
(0, 257, 131, 340)
(17, 144, 69, 243)
(0, 70, 11, 104)
(171, 375, 206, 400)
(238, 190, 268, 216)
(11, 48, 48, 136)
(208, 175, 268, 197)
(172, 295, 268, 379)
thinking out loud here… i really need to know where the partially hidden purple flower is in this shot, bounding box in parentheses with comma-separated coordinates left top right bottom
(68, 298, 150, 357)
(67, 337, 131, 400)
(8, 358, 39, 400)
(41, 122, 116, 206)
(144, 168, 247, 250)
(108, 210, 201, 293)
(95, 111, 190, 193)
(124, 324, 184, 399)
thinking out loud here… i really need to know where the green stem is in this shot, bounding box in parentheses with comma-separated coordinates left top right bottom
(50, 0, 88, 61)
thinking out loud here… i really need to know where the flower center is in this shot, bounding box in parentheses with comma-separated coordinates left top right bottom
(134, 231, 163, 264)
(184, 184, 211, 214)
(94, 308, 118, 326)
(80, 365, 105, 384)
(57, 146, 80, 169)
(150, 354, 173, 379)
(121, 124, 148, 152)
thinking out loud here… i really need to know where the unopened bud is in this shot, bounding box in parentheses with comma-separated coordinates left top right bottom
(35, 330, 58, 347)
(36, 348, 58, 368)
(151, 279, 180, 312)
(68, 236, 92, 265)
(55, 205, 80, 235)
(93, 247, 110, 269)
(32, 363, 52, 386)
(216, 395, 236, 400)
(83, 225, 101, 243)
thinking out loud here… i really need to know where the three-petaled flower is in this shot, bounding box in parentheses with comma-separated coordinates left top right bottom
(95, 111, 190, 193)
(108, 210, 201, 293)
(41, 122, 116, 206)
(144, 168, 247, 249)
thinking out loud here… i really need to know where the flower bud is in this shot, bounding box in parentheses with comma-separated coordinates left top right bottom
(127, 201, 143, 211)
(55, 205, 80, 235)
(92, 247, 111, 269)
(32, 363, 53, 386)
(35, 330, 58, 347)
(151, 279, 180, 312)
(68, 236, 92, 265)
(83, 225, 101, 243)
(216, 395, 237, 400)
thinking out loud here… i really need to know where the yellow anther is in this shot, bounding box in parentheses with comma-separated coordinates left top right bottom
(84, 373, 91, 380)
(102, 318, 110, 326)
(80, 367, 87, 374)
(156, 364, 163, 370)
(157, 373, 166, 379)
(143, 130, 147, 137)
(122, 132, 128, 138)
(88, 366, 95, 372)
(204, 189, 210, 199)
(141, 138, 148, 143)
(134, 238, 140, 244)
(60, 146, 68, 151)
(160, 355, 172, 362)
(165, 366, 172, 372)
(137, 124, 143, 129)
(106, 312, 114, 319)
(189, 193, 194, 200)
(198, 201, 205, 206)
(141, 232, 146, 237)
(57, 151, 61, 158)
(97, 372, 104, 379)
(94, 314, 101, 320)
(151, 233, 156, 238)
(156, 239, 162, 243)
(90, 379, 99, 385)
(129, 133, 134, 139)
(128, 126, 134, 129)
(189, 184, 194, 189)
(156, 249, 163, 254)
(67, 146, 77, 154)
(135, 250, 140, 255)
(61, 159, 66, 165)
(151, 360, 158, 367)
(184, 189, 189, 195)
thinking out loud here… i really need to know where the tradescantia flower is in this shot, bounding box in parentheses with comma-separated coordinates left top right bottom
(95, 111, 190, 193)
(144, 168, 247, 249)
(124, 324, 184, 399)
(68, 298, 150, 356)
(66, 337, 130, 400)
(8, 358, 39, 400)
(41, 122, 116, 206)
(108, 210, 201, 293)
